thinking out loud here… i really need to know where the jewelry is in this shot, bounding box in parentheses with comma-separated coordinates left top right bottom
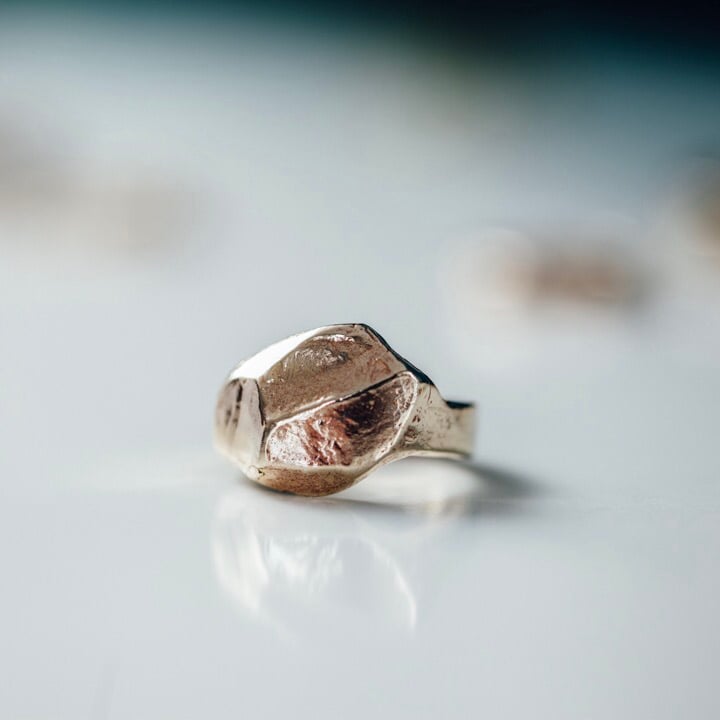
(215, 323, 475, 496)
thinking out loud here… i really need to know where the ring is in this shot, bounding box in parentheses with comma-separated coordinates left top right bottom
(215, 323, 476, 496)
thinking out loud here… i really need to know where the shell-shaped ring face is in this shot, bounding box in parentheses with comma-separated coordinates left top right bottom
(215, 324, 426, 495)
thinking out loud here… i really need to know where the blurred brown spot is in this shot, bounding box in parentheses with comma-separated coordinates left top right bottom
(0, 110, 202, 261)
(512, 246, 642, 306)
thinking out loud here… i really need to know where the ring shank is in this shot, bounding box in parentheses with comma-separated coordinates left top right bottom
(399, 389, 476, 460)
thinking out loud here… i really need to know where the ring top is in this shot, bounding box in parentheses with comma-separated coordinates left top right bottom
(216, 323, 475, 496)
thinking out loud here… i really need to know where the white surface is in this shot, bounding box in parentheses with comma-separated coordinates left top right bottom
(1, 11, 720, 719)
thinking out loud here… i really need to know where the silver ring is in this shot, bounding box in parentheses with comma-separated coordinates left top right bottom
(215, 323, 476, 496)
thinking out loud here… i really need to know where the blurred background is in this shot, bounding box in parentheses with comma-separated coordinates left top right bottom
(2, 2, 720, 719)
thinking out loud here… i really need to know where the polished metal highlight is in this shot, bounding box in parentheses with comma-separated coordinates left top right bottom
(215, 323, 475, 496)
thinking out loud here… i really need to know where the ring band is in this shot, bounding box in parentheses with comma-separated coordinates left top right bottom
(215, 323, 476, 496)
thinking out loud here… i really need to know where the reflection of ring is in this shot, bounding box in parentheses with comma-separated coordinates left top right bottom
(215, 323, 476, 496)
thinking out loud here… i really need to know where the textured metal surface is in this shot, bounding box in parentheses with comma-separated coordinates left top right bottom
(215, 323, 475, 496)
